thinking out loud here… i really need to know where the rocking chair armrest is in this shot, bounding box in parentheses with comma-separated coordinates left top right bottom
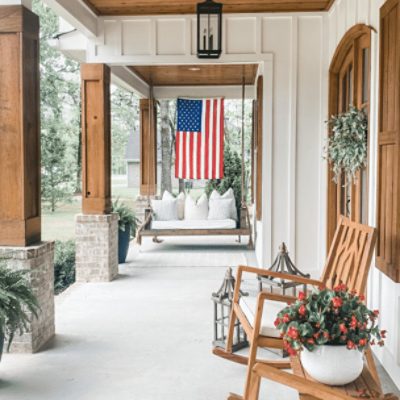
(252, 364, 354, 400)
(259, 292, 297, 304)
(237, 265, 323, 288)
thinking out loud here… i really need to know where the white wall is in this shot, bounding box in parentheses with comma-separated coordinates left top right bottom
(327, 0, 400, 386)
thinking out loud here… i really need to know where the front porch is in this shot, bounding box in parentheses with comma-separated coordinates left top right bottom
(1, 238, 398, 399)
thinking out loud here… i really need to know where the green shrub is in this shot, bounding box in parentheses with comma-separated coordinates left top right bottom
(54, 240, 76, 294)
(112, 199, 139, 238)
(205, 146, 243, 214)
(0, 260, 40, 351)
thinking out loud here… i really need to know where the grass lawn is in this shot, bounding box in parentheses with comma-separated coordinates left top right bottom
(42, 176, 138, 242)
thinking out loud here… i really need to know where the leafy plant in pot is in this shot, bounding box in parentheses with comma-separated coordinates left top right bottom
(0, 260, 40, 361)
(112, 199, 139, 264)
(275, 285, 386, 385)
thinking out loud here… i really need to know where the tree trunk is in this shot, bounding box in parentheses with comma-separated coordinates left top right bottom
(160, 100, 172, 194)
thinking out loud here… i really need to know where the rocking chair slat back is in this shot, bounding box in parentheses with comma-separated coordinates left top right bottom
(321, 216, 377, 294)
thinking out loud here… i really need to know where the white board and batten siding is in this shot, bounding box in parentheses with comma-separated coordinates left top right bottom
(327, 0, 400, 385)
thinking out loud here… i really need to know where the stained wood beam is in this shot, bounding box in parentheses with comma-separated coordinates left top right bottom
(140, 99, 157, 196)
(0, 6, 41, 246)
(81, 63, 112, 214)
(82, 0, 332, 16)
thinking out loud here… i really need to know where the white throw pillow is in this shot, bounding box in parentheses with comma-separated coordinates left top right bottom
(208, 198, 235, 220)
(163, 191, 185, 220)
(151, 198, 178, 221)
(184, 193, 209, 220)
(209, 188, 238, 220)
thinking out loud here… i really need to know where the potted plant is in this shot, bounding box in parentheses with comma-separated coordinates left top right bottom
(275, 284, 386, 385)
(325, 106, 368, 186)
(0, 260, 40, 361)
(112, 199, 139, 264)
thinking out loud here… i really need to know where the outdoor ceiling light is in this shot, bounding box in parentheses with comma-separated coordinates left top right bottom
(197, 0, 223, 59)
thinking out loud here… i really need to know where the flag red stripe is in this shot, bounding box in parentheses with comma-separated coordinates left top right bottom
(182, 132, 187, 179)
(204, 100, 210, 179)
(196, 131, 201, 179)
(220, 100, 224, 177)
(212, 99, 217, 179)
(189, 132, 194, 179)
(175, 132, 180, 178)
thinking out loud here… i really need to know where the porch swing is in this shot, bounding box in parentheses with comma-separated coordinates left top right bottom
(136, 71, 253, 248)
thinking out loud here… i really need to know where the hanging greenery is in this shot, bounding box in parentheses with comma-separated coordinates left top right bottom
(325, 106, 368, 185)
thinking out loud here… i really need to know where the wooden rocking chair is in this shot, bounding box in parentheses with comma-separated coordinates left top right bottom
(213, 216, 377, 400)
(248, 363, 399, 400)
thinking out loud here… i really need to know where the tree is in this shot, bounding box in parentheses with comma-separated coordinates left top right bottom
(110, 87, 139, 175)
(159, 100, 173, 193)
(41, 124, 75, 212)
(33, 0, 81, 210)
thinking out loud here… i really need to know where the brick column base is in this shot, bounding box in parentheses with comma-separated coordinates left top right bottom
(75, 214, 118, 282)
(0, 242, 55, 353)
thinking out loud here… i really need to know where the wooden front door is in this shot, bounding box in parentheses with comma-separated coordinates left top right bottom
(327, 25, 372, 249)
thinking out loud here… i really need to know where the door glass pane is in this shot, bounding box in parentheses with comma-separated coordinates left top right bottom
(348, 65, 353, 106)
(341, 76, 347, 112)
(362, 48, 370, 104)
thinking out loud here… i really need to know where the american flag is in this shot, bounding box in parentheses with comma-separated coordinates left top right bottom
(175, 98, 224, 180)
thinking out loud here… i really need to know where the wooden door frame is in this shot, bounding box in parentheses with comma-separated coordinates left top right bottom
(327, 24, 373, 249)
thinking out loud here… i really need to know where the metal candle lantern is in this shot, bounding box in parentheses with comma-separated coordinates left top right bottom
(258, 243, 310, 295)
(197, 0, 223, 59)
(212, 267, 248, 351)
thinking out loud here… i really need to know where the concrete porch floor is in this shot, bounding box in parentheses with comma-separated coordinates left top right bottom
(0, 236, 399, 399)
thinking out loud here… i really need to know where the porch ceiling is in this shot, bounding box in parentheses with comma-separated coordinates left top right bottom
(82, 0, 333, 16)
(130, 64, 258, 87)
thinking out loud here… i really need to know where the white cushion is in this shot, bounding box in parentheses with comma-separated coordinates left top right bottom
(210, 188, 238, 220)
(208, 198, 235, 220)
(239, 296, 284, 338)
(151, 219, 237, 230)
(151, 198, 178, 221)
(163, 191, 185, 220)
(184, 193, 208, 220)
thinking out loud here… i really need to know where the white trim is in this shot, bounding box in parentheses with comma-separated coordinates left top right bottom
(153, 85, 256, 100)
(43, 0, 98, 38)
(111, 66, 150, 98)
(288, 16, 298, 262)
(262, 59, 274, 266)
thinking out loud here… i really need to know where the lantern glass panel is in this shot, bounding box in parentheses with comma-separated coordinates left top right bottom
(199, 14, 219, 52)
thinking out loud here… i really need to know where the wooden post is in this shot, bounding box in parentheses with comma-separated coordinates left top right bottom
(140, 99, 157, 196)
(81, 63, 112, 214)
(0, 6, 40, 246)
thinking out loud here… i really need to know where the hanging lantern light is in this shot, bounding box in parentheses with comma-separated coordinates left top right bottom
(197, 0, 223, 59)
(211, 267, 248, 351)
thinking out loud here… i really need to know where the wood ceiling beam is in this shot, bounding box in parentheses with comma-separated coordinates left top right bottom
(82, 0, 333, 16)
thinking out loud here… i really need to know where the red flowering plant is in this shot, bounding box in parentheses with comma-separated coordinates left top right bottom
(274, 284, 386, 356)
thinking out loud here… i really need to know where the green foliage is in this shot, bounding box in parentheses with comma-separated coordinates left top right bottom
(112, 199, 139, 238)
(54, 240, 76, 295)
(33, 0, 81, 209)
(41, 125, 75, 212)
(205, 146, 243, 212)
(0, 260, 40, 351)
(275, 285, 385, 356)
(111, 87, 139, 175)
(326, 106, 368, 185)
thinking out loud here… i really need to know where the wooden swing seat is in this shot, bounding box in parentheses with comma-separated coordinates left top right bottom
(137, 206, 254, 248)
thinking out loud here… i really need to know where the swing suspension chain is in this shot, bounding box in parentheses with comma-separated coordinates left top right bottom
(147, 74, 153, 208)
(241, 67, 246, 207)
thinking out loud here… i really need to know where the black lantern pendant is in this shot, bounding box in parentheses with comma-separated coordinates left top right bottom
(211, 267, 248, 352)
(197, 0, 223, 59)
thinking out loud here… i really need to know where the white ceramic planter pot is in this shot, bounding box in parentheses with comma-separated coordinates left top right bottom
(300, 345, 363, 385)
